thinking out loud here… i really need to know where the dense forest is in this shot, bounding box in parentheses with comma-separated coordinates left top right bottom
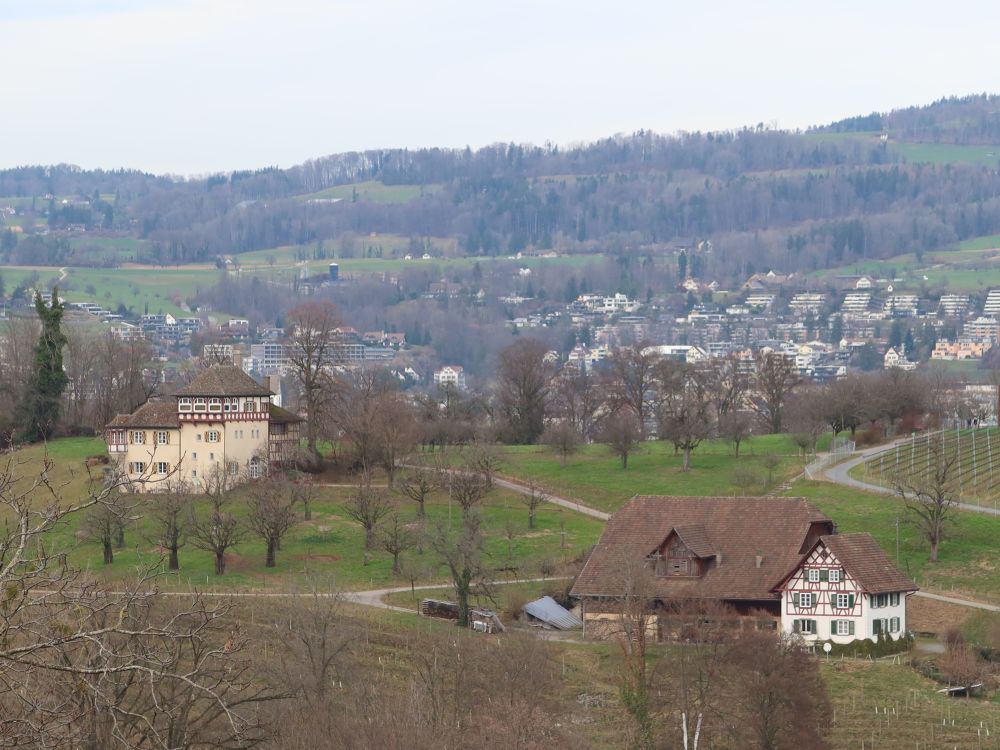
(4, 95, 1000, 283)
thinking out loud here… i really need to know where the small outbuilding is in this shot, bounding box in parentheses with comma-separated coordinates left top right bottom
(523, 596, 583, 630)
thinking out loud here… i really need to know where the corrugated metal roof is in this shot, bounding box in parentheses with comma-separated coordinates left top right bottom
(523, 596, 582, 630)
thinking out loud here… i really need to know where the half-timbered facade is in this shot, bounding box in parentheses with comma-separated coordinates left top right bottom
(571, 495, 916, 644)
(105, 365, 302, 492)
(774, 534, 916, 643)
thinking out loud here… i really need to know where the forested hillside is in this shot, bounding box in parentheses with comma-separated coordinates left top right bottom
(5, 95, 1000, 283)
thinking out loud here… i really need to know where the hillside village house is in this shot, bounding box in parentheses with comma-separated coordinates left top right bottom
(433, 365, 467, 390)
(570, 496, 916, 645)
(105, 366, 302, 492)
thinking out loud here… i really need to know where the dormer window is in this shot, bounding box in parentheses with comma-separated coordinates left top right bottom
(194, 398, 207, 412)
(179, 398, 192, 412)
(208, 398, 222, 413)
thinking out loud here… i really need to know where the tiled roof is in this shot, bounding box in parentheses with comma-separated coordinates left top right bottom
(818, 534, 917, 594)
(176, 366, 273, 397)
(570, 496, 833, 603)
(671, 524, 715, 558)
(107, 401, 179, 429)
(268, 403, 303, 424)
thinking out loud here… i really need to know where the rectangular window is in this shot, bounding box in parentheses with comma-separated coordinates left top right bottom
(874, 593, 888, 608)
(829, 569, 841, 583)
(890, 617, 900, 633)
(807, 569, 820, 583)
(191, 469, 198, 478)
(131, 431, 145, 444)
(130, 461, 145, 474)
(795, 619, 816, 635)
(209, 452, 214, 461)
(799, 592, 813, 608)
(836, 593, 850, 609)
(208, 398, 222, 412)
(194, 398, 206, 412)
(155, 462, 169, 475)
(155, 431, 169, 445)
(890, 592, 900, 607)
(191, 452, 197, 460)
(179, 398, 192, 412)
(227, 461, 239, 476)
(835, 620, 852, 636)
(207, 431, 220, 443)
(244, 400, 253, 412)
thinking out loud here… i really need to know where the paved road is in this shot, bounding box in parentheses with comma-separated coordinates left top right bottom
(821, 440, 1000, 517)
(913, 590, 1000, 612)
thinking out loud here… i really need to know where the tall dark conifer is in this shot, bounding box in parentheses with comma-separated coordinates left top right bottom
(19, 288, 68, 442)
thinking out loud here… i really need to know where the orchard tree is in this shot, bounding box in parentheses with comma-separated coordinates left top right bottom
(286, 300, 342, 457)
(495, 338, 553, 444)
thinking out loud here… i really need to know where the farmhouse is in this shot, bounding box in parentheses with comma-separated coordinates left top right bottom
(571, 496, 916, 644)
(105, 365, 302, 492)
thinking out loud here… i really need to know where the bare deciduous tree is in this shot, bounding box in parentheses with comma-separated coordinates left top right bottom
(542, 419, 583, 466)
(429, 511, 490, 628)
(144, 483, 191, 570)
(286, 300, 342, 457)
(893, 444, 959, 562)
(378, 513, 417, 575)
(396, 467, 439, 518)
(521, 480, 546, 529)
(602, 408, 643, 469)
(246, 477, 299, 568)
(495, 338, 553, 444)
(189, 489, 245, 575)
(751, 351, 799, 434)
(342, 480, 393, 549)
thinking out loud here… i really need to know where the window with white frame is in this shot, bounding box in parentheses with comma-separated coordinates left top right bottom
(889, 617, 900, 633)
(243, 400, 253, 412)
(835, 620, 853, 636)
(130, 461, 145, 474)
(209, 398, 222, 413)
(793, 592, 814, 608)
(227, 461, 239, 476)
(179, 398, 192, 412)
(155, 462, 169, 475)
(829, 569, 841, 583)
(835, 593, 851, 609)
(194, 398, 206, 412)
(890, 592, 900, 606)
(191, 469, 198, 478)
(794, 619, 816, 635)
(207, 431, 220, 443)
(155, 431, 169, 445)
(807, 569, 820, 583)
(131, 431, 145, 444)
(874, 593, 888, 608)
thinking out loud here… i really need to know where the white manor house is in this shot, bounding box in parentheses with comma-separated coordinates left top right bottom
(105, 366, 301, 491)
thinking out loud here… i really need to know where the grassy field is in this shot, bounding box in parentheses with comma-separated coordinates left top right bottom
(896, 141, 1000, 167)
(6, 438, 602, 592)
(443, 434, 822, 514)
(295, 180, 441, 204)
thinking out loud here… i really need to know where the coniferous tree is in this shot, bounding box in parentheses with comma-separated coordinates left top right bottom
(18, 289, 68, 442)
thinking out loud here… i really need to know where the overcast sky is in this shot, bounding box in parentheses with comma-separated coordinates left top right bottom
(2, 0, 999, 176)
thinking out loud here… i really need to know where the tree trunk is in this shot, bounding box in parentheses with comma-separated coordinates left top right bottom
(168, 546, 179, 571)
(734, 439, 741, 458)
(622, 453, 629, 469)
(116, 523, 125, 548)
(266, 538, 277, 568)
(416, 499, 425, 518)
(683, 446, 692, 472)
(456, 572, 471, 627)
(215, 551, 226, 575)
(929, 538, 939, 562)
(391, 551, 401, 575)
(364, 527, 375, 549)
(103, 542, 113, 565)
(304, 502, 312, 521)
(528, 511, 536, 529)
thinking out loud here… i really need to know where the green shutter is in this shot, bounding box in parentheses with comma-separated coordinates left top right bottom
(819, 569, 829, 582)
(848, 620, 855, 636)
(811, 619, 818, 634)
(793, 619, 801, 633)
(792, 593, 800, 607)
(848, 594, 855, 609)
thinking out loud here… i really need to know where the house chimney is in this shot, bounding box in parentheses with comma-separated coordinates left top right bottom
(755, 554, 763, 568)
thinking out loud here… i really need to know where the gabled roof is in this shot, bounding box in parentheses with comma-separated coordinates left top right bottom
(663, 524, 715, 558)
(571, 496, 833, 603)
(817, 534, 917, 594)
(107, 401, 179, 429)
(175, 366, 273, 397)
